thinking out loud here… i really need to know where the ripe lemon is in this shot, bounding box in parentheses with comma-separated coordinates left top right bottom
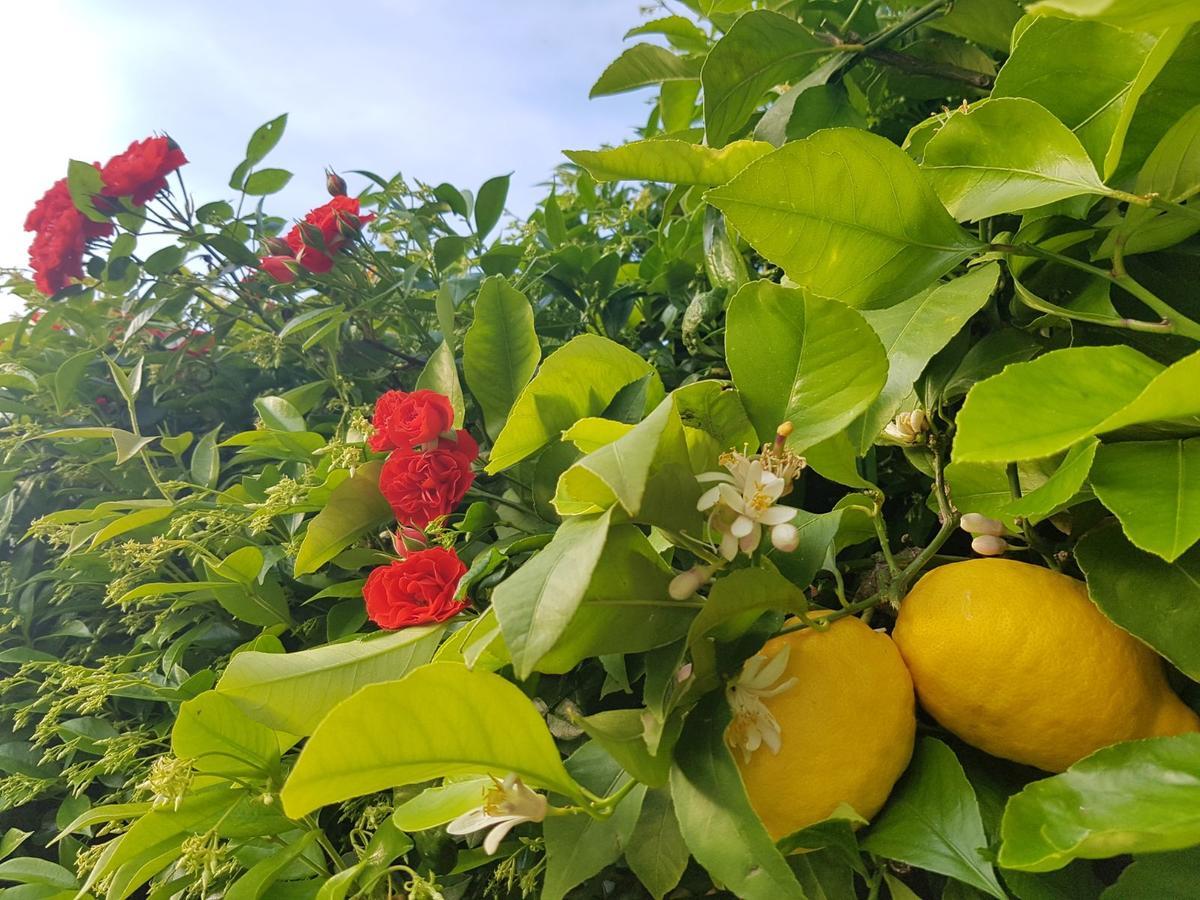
(730, 615, 916, 841)
(894, 558, 1200, 772)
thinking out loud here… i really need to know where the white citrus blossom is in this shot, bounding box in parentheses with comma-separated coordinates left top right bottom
(971, 534, 1009, 556)
(697, 448, 805, 560)
(883, 409, 928, 445)
(446, 775, 549, 855)
(725, 646, 798, 763)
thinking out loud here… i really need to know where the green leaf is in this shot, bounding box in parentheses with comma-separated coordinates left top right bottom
(1134, 103, 1200, 202)
(171, 691, 279, 777)
(1089, 439, 1200, 561)
(998, 733, 1200, 871)
(670, 693, 806, 899)
(216, 627, 441, 736)
(474, 173, 510, 239)
(852, 264, 998, 454)
(1027, 0, 1200, 31)
(625, 15, 710, 53)
(672, 379, 758, 451)
(564, 139, 772, 186)
(66, 159, 106, 223)
(414, 341, 465, 428)
(701, 10, 829, 147)
(279, 663, 582, 818)
(224, 831, 319, 900)
(253, 396, 304, 432)
(575, 708, 673, 788)
(953, 346, 1164, 463)
(1102, 847, 1200, 898)
(542, 742, 645, 900)
(590, 44, 701, 98)
(776, 804, 867, 874)
(0, 857, 77, 888)
(293, 461, 392, 576)
(625, 788, 690, 900)
(863, 738, 1004, 899)
(242, 168, 292, 196)
(726, 280, 887, 451)
(244, 113, 287, 166)
(392, 777, 492, 831)
(87, 505, 174, 550)
(463, 275, 540, 440)
(1075, 521, 1200, 680)
(486, 334, 659, 474)
(992, 17, 1186, 178)
(188, 425, 220, 488)
(1004, 438, 1098, 523)
(491, 510, 612, 679)
(921, 98, 1111, 220)
(707, 129, 982, 308)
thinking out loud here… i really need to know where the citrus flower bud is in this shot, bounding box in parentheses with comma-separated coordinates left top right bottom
(326, 168, 348, 197)
(771, 522, 800, 552)
(669, 565, 713, 600)
(971, 534, 1008, 556)
(883, 409, 929, 445)
(960, 513, 1005, 537)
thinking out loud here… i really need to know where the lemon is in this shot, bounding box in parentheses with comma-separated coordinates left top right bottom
(731, 615, 916, 841)
(894, 558, 1200, 772)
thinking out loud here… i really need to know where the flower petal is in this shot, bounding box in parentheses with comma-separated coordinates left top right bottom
(696, 484, 723, 511)
(730, 515, 755, 538)
(483, 816, 524, 855)
(447, 807, 497, 836)
(759, 505, 797, 526)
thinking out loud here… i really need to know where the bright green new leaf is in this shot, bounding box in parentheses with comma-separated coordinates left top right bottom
(564, 139, 772, 186)
(280, 663, 582, 818)
(392, 777, 492, 831)
(852, 264, 998, 454)
(1004, 438, 1098, 523)
(701, 11, 829, 147)
(1097, 349, 1200, 432)
(491, 510, 612, 679)
(463, 275, 539, 440)
(626, 788, 690, 900)
(171, 691, 279, 777)
(293, 461, 391, 575)
(486, 334, 659, 473)
(671, 380, 758, 452)
(953, 346, 1164, 462)
(999, 733, 1200, 871)
(670, 694, 806, 899)
(223, 831, 319, 900)
(707, 130, 982, 308)
(415, 340, 465, 427)
(1027, 0, 1200, 31)
(921, 98, 1111, 220)
(863, 738, 1005, 898)
(0, 857, 77, 888)
(1075, 521, 1200, 680)
(1090, 438, 1200, 561)
(216, 626, 441, 736)
(590, 44, 700, 97)
(726, 281, 888, 450)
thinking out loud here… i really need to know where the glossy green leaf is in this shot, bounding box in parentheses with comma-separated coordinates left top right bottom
(702, 11, 828, 147)
(670, 693, 806, 899)
(921, 98, 1111, 220)
(852, 264, 998, 453)
(253, 396, 304, 432)
(1134, 103, 1200, 203)
(216, 626, 441, 736)
(1004, 438, 1098, 523)
(1075, 521, 1200, 680)
(726, 280, 888, 451)
(992, 17, 1186, 178)
(392, 777, 492, 831)
(707, 129, 982, 308)
(590, 44, 700, 97)
(953, 346, 1164, 463)
(999, 733, 1200, 871)
(293, 461, 391, 575)
(564, 139, 772, 186)
(474, 173, 510, 239)
(625, 788, 689, 900)
(414, 340, 465, 428)
(463, 275, 539, 440)
(1090, 438, 1200, 561)
(486, 334, 659, 474)
(1102, 847, 1200, 898)
(243, 113, 287, 166)
(190, 425, 221, 488)
(224, 832, 319, 900)
(671, 379, 758, 451)
(491, 510, 612, 678)
(575, 708, 672, 788)
(863, 738, 1004, 898)
(0, 857, 77, 888)
(171, 691, 279, 777)
(1027, 0, 1200, 30)
(280, 663, 581, 818)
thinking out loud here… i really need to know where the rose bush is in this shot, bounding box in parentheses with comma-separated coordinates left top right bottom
(2, 1, 1200, 897)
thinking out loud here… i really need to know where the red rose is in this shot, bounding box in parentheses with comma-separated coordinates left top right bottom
(100, 136, 188, 206)
(362, 547, 468, 629)
(379, 431, 479, 528)
(260, 195, 375, 280)
(260, 255, 298, 283)
(24, 177, 113, 295)
(369, 389, 456, 452)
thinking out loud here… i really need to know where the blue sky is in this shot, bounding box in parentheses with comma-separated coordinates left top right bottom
(0, 1, 658, 307)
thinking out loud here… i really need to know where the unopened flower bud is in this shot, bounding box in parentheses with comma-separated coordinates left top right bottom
(971, 534, 1008, 556)
(883, 409, 929, 445)
(391, 526, 427, 556)
(960, 513, 1005, 537)
(771, 522, 800, 553)
(669, 565, 713, 600)
(326, 168, 348, 197)
(298, 222, 326, 249)
(261, 236, 291, 257)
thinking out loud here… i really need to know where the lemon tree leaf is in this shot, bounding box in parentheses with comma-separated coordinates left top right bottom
(953, 346, 1164, 463)
(863, 737, 1005, 899)
(726, 280, 887, 451)
(564, 140, 772, 186)
(707, 130, 982, 308)
(293, 461, 391, 576)
(999, 733, 1200, 872)
(216, 627, 442, 736)
(280, 663, 582, 818)
(463, 275, 539, 440)
(223, 832, 319, 900)
(921, 98, 1112, 220)
(1097, 348, 1200, 432)
(1004, 438, 1098, 523)
(590, 44, 700, 97)
(392, 778, 492, 831)
(1075, 521, 1200, 680)
(625, 788, 689, 900)
(486, 334, 660, 474)
(670, 693, 807, 900)
(171, 691, 280, 777)
(1102, 847, 1200, 898)
(1027, 0, 1200, 31)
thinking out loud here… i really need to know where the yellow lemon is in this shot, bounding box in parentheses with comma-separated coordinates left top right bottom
(730, 615, 916, 841)
(894, 558, 1200, 772)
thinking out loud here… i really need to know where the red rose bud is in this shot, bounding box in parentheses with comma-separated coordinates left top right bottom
(262, 236, 291, 257)
(297, 222, 328, 250)
(369, 389, 456, 452)
(362, 547, 468, 629)
(326, 169, 348, 197)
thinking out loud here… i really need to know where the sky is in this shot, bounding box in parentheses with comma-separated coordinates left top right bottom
(0, 0, 659, 315)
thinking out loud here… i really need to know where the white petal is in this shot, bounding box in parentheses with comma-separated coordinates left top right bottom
(718, 483, 744, 510)
(447, 807, 496, 836)
(754, 645, 791, 688)
(739, 524, 761, 553)
(696, 485, 722, 511)
(759, 505, 797, 526)
(720, 531, 739, 560)
(730, 515, 755, 538)
(483, 816, 524, 855)
(696, 472, 735, 484)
